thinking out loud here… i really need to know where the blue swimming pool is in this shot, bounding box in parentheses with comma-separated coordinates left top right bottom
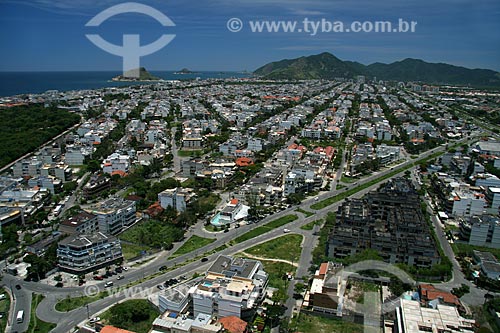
(210, 213, 223, 226)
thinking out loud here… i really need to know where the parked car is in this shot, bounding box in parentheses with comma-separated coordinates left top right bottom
(93, 275, 104, 281)
(89, 317, 100, 324)
(201, 257, 208, 262)
(104, 281, 113, 288)
(117, 275, 124, 280)
(157, 285, 164, 290)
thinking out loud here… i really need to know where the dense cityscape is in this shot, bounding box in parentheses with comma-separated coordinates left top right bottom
(0, 74, 499, 333)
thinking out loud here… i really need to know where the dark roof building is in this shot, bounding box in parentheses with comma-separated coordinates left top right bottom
(328, 178, 440, 268)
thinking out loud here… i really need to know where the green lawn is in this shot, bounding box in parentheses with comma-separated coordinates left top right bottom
(204, 224, 218, 232)
(171, 235, 215, 258)
(55, 292, 107, 312)
(244, 234, 303, 262)
(99, 299, 160, 333)
(290, 313, 363, 333)
(0, 288, 11, 333)
(121, 243, 152, 261)
(301, 219, 323, 231)
(232, 215, 298, 244)
(177, 149, 202, 157)
(295, 208, 315, 217)
(341, 176, 358, 183)
(27, 294, 56, 333)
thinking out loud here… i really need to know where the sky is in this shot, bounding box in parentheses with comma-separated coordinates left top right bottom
(0, 0, 499, 72)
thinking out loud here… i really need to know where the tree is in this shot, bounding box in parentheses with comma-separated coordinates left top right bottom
(87, 160, 101, 173)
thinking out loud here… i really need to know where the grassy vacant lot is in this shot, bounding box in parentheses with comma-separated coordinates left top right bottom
(121, 242, 152, 261)
(291, 313, 363, 333)
(232, 215, 298, 244)
(0, 288, 11, 333)
(99, 299, 159, 333)
(172, 235, 215, 258)
(301, 219, 323, 231)
(260, 261, 295, 302)
(244, 234, 302, 263)
(119, 219, 184, 253)
(27, 294, 56, 333)
(452, 242, 500, 259)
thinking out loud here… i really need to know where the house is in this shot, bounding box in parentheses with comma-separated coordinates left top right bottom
(214, 199, 249, 225)
(218, 316, 248, 333)
(419, 284, 461, 308)
(100, 326, 136, 333)
(304, 262, 343, 315)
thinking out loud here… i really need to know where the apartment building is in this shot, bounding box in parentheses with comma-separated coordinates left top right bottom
(85, 197, 137, 235)
(59, 211, 99, 236)
(158, 255, 268, 322)
(57, 232, 123, 274)
(158, 187, 195, 212)
(329, 178, 440, 268)
(392, 299, 474, 333)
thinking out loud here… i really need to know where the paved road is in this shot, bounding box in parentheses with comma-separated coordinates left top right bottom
(2, 277, 32, 333)
(2, 135, 484, 332)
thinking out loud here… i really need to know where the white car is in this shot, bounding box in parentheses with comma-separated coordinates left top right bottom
(283, 229, 290, 233)
(89, 317, 100, 323)
(104, 281, 113, 288)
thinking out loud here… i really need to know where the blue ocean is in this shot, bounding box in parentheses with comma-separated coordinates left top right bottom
(0, 71, 252, 97)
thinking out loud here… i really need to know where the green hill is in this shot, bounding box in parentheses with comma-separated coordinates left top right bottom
(254, 52, 500, 87)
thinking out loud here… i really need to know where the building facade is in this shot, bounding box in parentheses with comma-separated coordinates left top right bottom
(57, 232, 123, 274)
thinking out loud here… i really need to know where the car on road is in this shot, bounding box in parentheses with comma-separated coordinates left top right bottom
(283, 229, 290, 233)
(159, 265, 168, 271)
(93, 275, 104, 280)
(201, 257, 209, 262)
(117, 275, 124, 280)
(89, 317, 100, 324)
(15, 284, 21, 290)
(122, 266, 129, 271)
(104, 281, 113, 288)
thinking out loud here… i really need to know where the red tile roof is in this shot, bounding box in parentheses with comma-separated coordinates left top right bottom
(100, 326, 136, 333)
(319, 262, 328, 276)
(219, 316, 247, 333)
(419, 284, 460, 306)
(230, 198, 239, 205)
(235, 157, 254, 167)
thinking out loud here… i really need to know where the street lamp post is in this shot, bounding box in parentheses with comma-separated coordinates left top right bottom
(86, 304, 90, 319)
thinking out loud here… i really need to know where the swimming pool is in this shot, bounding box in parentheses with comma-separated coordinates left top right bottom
(210, 213, 222, 226)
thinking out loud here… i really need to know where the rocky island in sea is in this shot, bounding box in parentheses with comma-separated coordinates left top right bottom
(173, 68, 198, 74)
(111, 67, 161, 81)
